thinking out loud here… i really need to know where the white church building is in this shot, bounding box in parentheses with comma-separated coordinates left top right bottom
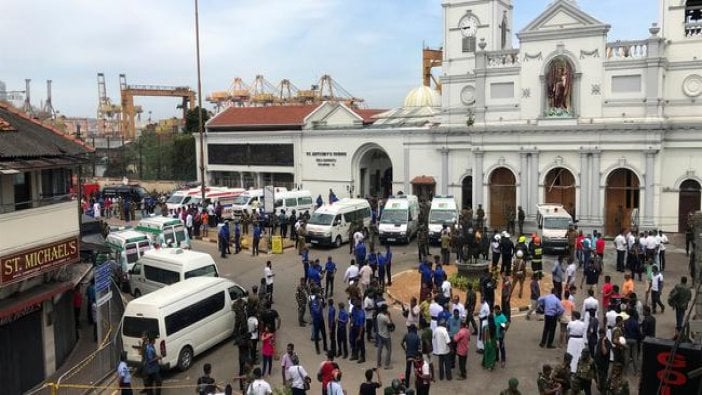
(198, 0, 702, 235)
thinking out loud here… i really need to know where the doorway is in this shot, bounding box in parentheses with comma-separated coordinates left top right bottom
(544, 167, 576, 219)
(678, 179, 701, 233)
(489, 167, 516, 229)
(605, 168, 640, 236)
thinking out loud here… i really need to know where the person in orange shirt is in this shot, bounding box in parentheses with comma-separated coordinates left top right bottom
(621, 273, 634, 304)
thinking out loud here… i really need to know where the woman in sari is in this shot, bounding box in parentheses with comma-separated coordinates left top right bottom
(482, 314, 497, 370)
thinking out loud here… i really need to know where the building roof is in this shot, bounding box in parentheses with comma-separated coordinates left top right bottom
(207, 104, 385, 129)
(411, 175, 436, 185)
(0, 103, 92, 160)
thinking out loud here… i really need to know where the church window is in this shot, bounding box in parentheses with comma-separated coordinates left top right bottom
(500, 15, 508, 50)
(686, 0, 702, 37)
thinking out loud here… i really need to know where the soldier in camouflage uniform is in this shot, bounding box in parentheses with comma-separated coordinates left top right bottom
(368, 221, 379, 253)
(349, 220, 358, 254)
(572, 348, 597, 394)
(607, 363, 630, 395)
(232, 297, 248, 341)
(241, 210, 250, 235)
(417, 224, 429, 261)
(296, 277, 309, 326)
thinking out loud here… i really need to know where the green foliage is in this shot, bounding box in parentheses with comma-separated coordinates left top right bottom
(184, 107, 210, 134)
(272, 386, 292, 395)
(448, 273, 480, 292)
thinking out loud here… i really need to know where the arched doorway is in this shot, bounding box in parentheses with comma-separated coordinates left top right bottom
(679, 179, 701, 233)
(489, 167, 516, 230)
(356, 146, 393, 198)
(461, 176, 473, 209)
(544, 167, 576, 219)
(605, 168, 640, 236)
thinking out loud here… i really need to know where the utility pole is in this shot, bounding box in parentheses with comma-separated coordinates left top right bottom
(195, 0, 206, 202)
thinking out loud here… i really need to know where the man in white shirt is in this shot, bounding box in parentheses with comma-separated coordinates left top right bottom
(248, 315, 259, 363)
(441, 279, 452, 301)
(117, 351, 132, 392)
(93, 201, 101, 218)
(658, 230, 669, 272)
(581, 289, 599, 327)
(358, 264, 373, 294)
(247, 367, 272, 395)
(185, 212, 194, 239)
(566, 311, 587, 373)
(565, 260, 577, 288)
(428, 296, 443, 331)
(264, 261, 275, 303)
(613, 231, 627, 272)
(476, 299, 490, 352)
(450, 295, 466, 321)
(432, 321, 452, 381)
(645, 231, 658, 264)
(343, 262, 359, 285)
(650, 266, 665, 314)
(353, 230, 365, 247)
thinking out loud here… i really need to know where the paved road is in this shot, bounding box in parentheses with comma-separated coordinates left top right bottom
(121, 236, 686, 394)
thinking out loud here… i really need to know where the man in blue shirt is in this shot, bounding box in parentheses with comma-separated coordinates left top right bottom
(327, 298, 337, 357)
(350, 299, 366, 363)
(252, 223, 262, 256)
(233, 221, 241, 254)
(336, 302, 349, 358)
(376, 252, 387, 290)
(324, 257, 337, 298)
(367, 250, 378, 276)
(401, 324, 421, 388)
(355, 241, 367, 266)
(308, 260, 322, 288)
(301, 247, 310, 283)
(218, 221, 230, 258)
(384, 245, 393, 286)
(433, 264, 446, 290)
(537, 288, 564, 348)
(419, 260, 434, 292)
(310, 293, 328, 355)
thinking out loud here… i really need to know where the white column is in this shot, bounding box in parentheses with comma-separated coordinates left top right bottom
(403, 147, 410, 195)
(519, 152, 528, 211)
(474, 151, 484, 207)
(441, 147, 449, 195)
(579, 152, 590, 222)
(239, 172, 244, 188)
(529, 152, 540, 219)
(643, 150, 656, 226)
(590, 152, 601, 226)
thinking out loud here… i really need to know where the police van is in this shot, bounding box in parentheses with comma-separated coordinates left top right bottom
(306, 198, 371, 248)
(136, 216, 191, 249)
(128, 248, 219, 297)
(379, 195, 420, 244)
(121, 277, 247, 371)
(536, 203, 573, 254)
(273, 190, 314, 216)
(427, 196, 459, 244)
(225, 187, 288, 218)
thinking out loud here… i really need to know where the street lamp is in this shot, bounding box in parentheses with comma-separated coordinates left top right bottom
(194, 0, 206, 203)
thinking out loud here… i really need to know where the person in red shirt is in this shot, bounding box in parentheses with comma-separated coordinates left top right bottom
(575, 232, 585, 267)
(601, 275, 613, 311)
(318, 351, 338, 395)
(595, 233, 605, 259)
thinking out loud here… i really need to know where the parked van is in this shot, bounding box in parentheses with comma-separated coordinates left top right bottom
(128, 248, 219, 297)
(136, 216, 191, 249)
(379, 195, 420, 244)
(106, 229, 153, 289)
(428, 195, 459, 244)
(306, 198, 371, 247)
(274, 190, 314, 216)
(102, 184, 149, 204)
(536, 203, 573, 254)
(121, 277, 247, 371)
(226, 187, 288, 218)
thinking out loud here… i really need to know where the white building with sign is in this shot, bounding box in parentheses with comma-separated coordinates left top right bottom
(198, 0, 702, 235)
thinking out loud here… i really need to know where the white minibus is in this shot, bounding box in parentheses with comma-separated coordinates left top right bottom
(128, 248, 219, 297)
(305, 198, 371, 248)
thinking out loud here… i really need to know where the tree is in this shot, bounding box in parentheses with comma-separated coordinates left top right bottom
(183, 107, 210, 134)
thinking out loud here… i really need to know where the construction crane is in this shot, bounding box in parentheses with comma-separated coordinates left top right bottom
(422, 47, 443, 93)
(206, 74, 365, 111)
(249, 75, 277, 106)
(119, 73, 195, 140)
(97, 73, 122, 136)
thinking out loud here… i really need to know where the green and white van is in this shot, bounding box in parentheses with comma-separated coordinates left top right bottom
(136, 216, 191, 249)
(105, 229, 153, 289)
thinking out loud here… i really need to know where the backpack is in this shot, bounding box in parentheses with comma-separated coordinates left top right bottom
(667, 286, 679, 308)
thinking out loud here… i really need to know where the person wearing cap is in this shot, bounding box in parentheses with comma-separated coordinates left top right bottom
(499, 378, 521, 395)
(611, 315, 627, 367)
(491, 234, 502, 270)
(432, 319, 452, 380)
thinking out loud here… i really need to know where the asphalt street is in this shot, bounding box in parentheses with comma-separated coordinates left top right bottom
(127, 236, 687, 395)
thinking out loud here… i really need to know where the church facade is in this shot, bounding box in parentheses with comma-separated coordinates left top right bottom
(198, 0, 702, 235)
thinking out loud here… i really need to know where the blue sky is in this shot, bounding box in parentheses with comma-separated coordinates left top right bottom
(0, 0, 658, 119)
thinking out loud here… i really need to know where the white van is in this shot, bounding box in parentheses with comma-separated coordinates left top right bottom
(379, 195, 420, 244)
(226, 187, 288, 218)
(274, 190, 314, 216)
(136, 216, 191, 249)
(106, 229, 153, 288)
(121, 277, 247, 371)
(536, 203, 573, 254)
(128, 248, 219, 297)
(428, 196, 459, 244)
(306, 198, 371, 248)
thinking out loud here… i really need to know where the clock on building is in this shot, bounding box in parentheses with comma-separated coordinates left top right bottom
(459, 15, 479, 37)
